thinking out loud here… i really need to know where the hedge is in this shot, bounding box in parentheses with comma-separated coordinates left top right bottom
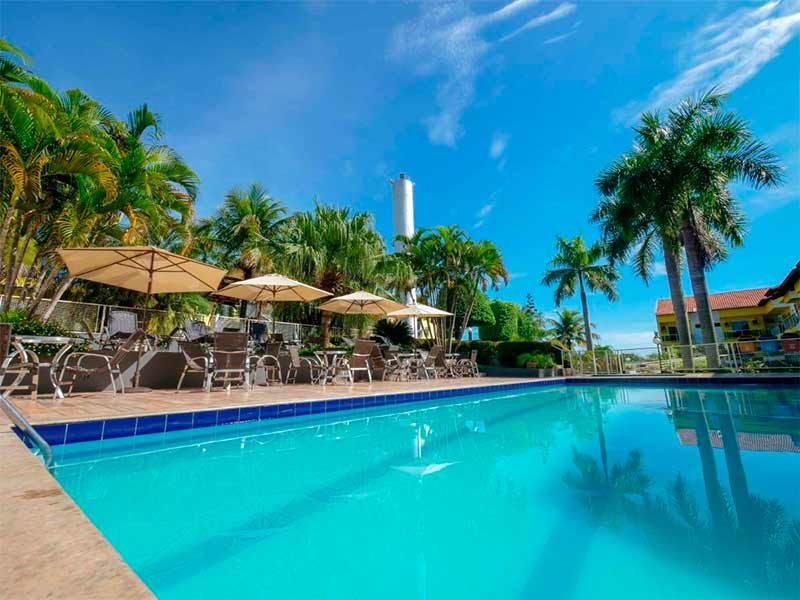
(478, 300, 518, 341)
(495, 341, 560, 368)
(456, 341, 497, 365)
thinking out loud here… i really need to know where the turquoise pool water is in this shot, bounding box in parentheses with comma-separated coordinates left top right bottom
(52, 384, 799, 599)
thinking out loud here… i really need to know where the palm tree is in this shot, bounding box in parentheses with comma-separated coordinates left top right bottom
(595, 89, 783, 369)
(542, 235, 618, 372)
(545, 308, 593, 351)
(281, 202, 407, 345)
(396, 226, 508, 348)
(213, 183, 286, 277)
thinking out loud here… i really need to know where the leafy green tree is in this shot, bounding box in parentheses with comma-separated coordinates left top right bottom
(542, 236, 618, 367)
(479, 300, 518, 341)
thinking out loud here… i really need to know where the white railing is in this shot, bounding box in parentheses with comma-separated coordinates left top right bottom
(567, 338, 799, 375)
(7, 297, 344, 343)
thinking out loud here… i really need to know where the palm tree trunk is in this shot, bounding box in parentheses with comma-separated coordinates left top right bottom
(41, 277, 74, 322)
(662, 242, 694, 370)
(681, 222, 720, 369)
(320, 311, 332, 347)
(578, 273, 597, 374)
(1, 226, 23, 310)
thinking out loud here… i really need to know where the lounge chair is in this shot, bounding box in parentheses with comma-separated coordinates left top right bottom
(106, 310, 139, 345)
(210, 332, 250, 390)
(422, 345, 453, 379)
(58, 329, 145, 395)
(0, 323, 39, 400)
(176, 341, 210, 391)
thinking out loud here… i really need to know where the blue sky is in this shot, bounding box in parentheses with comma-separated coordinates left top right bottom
(4, 0, 799, 347)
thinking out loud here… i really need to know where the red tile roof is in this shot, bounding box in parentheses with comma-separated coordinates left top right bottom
(677, 429, 800, 453)
(655, 288, 770, 316)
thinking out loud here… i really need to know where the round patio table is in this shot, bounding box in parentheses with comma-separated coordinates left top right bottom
(313, 350, 349, 385)
(12, 335, 82, 400)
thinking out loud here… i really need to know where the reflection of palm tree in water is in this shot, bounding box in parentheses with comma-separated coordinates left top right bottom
(569, 388, 800, 597)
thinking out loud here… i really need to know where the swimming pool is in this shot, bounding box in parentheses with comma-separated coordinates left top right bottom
(50, 383, 799, 599)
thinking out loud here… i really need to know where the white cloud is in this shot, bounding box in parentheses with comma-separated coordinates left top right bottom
(543, 30, 576, 45)
(614, 0, 800, 124)
(652, 261, 668, 276)
(388, 0, 577, 146)
(489, 131, 510, 159)
(507, 271, 529, 280)
(501, 3, 577, 43)
(475, 201, 496, 228)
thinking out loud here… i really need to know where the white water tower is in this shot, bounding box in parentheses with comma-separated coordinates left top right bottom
(390, 173, 418, 333)
(390, 173, 415, 252)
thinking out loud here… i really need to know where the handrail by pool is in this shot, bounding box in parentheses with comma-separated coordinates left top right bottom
(0, 392, 53, 469)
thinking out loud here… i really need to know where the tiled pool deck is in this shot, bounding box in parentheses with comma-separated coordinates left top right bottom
(2, 373, 798, 598)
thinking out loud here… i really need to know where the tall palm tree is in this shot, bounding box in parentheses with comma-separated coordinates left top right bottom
(595, 90, 783, 369)
(542, 235, 618, 371)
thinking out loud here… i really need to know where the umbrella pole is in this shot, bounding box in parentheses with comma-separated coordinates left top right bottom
(134, 295, 152, 388)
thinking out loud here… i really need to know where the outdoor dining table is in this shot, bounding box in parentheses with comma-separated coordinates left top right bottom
(394, 351, 422, 380)
(313, 349, 349, 385)
(12, 335, 83, 400)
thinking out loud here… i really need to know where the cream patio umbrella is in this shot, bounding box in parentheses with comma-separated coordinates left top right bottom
(317, 291, 406, 316)
(214, 274, 332, 335)
(214, 274, 331, 303)
(57, 246, 227, 388)
(387, 302, 453, 318)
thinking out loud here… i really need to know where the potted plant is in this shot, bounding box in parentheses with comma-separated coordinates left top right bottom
(517, 352, 556, 377)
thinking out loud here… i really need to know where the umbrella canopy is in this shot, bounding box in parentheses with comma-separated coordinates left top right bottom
(317, 291, 406, 315)
(214, 274, 331, 303)
(387, 302, 453, 318)
(57, 246, 227, 294)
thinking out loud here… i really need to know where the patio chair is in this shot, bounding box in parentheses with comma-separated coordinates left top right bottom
(184, 319, 212, 343)
(176, 341, 210, 391)
(254, 342, 283, 386)
(286, 346, 327, 385)
(106, 310, 139, 344)
(270, 332, 284, 343)
(249, 321, 268, 348)
(0, 323, 39, 400)
(422, 345, 452, 379)
(210, 332, 250, 390)
(342, 339, 375, 383)
(365, 344, 397, 381)
(58, 329, 145, 396)
(457, 350, 479, 377)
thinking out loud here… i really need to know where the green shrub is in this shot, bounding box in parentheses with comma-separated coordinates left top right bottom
(373, 319, 413, 346)
(478, 300, 518, 341)
(456, 340, 497, 365)
(516, 352, 555, 368)
(0, 310, 84, 356)
(496, 341, 559, 368)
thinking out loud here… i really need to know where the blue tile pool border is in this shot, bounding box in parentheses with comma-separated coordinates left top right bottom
(24, 374, 800, 447)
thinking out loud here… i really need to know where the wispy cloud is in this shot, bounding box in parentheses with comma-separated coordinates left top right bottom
(500, 2, 577, 43)
(543, 30, 576, 45)
(652, 261, 668, 276)
(614, 0, 800, 124)
(508, 271, 529, 280)
(489, 131, 510, 159)
(388, 0, 577, 146)
(741, 120, 800, 217)
(475, 201, 496, 228)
